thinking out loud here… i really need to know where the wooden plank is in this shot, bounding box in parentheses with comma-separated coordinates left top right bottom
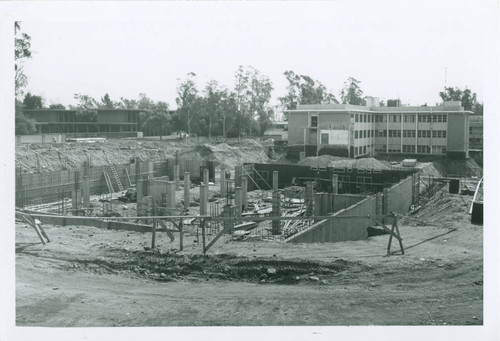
(394, 218, 404, 255)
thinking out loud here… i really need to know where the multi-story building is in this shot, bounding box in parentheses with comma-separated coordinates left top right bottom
(286, 98, 471, 159)
(468, 115, 483, 151)
(23, 108, 141, 136)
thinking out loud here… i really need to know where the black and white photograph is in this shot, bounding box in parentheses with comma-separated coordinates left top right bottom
(1, 0, 498, 340)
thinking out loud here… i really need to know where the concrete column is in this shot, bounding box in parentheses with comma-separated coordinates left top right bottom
(174, 164, 180, 190)
(331, 174, 339, 194)
(273, 171, 279, 191)
(82, 175, 90, 208)
(184, 172, 190, 211)
(135, 158, 141, 185)
(242, 177, 248, 212)
(235, 165, 242, 187)
(271, 191, 282, 235)
(136, 179, 144, 216)
(200, 184, 208, 216)
(72, 171, 82, 215)
(305, 181, 314, 216)
(166, 181, 176, 213)
(220, 167, 227, 197)
(235, 187, 242, 220)
(203, 168, 209, 186)
(376, 193, 383, 216)
(313, 193, 322, 220)
(147, 161, 154, 180)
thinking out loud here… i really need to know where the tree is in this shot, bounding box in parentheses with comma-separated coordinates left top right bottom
(279, 71, 338, 114)
(23, 92, 43, 109)
(439, 87, 483, 115)
(232, 66, 274, 136)
(72, 93, 98, 122)
(15, 102, 37, 135)
(100, 93, 114, 109)
(142, 104, 172, 140)
(340, 77, 365, 105)
(49, 104, 66, 109)
(15, 22, 32, 99)
(175, 72, 199, 137)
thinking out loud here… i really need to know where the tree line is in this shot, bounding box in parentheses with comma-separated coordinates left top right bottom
(15, 22, 484, 136)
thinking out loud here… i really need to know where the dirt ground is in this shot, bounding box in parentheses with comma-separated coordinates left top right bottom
(15, 190, 483, 327)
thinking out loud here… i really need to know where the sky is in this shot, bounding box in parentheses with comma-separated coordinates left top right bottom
(11, 0, 495, 115)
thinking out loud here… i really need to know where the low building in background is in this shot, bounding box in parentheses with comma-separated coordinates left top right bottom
(23, 108, 141, 138)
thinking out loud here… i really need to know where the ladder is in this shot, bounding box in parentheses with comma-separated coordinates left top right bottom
(104, 171, 115, 194)
(103, 151, 124, 192)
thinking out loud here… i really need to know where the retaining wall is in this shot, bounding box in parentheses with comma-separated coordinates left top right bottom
(286, 196, 376, 243)
(386, 176, 414, 215)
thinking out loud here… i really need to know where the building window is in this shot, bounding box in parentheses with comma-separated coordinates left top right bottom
(433, 115, 437, 122)
(355, 131, 358, 139)
(355, 114, 358, 122)
(432, 131, 437, 138)
(442, 146, 447, 153)
(443, 115, 447, 122)
(392, 115, 396, 122)
(310, 116, 318, 127)
(443, 131, 447, 138)
(438, 115, 443, 123)
(364, 130, 367, 138)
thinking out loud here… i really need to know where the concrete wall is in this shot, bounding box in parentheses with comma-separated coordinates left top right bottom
(286, 196, 376, 243)
(16, 160, 169, 208)
(386, 176, 413, 215)
(332, 194, 366, 213)
(16, 134, 65, 144)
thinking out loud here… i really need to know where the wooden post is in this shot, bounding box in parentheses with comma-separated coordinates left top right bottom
(202, 219, 206, 255)
(394, 215, 404, 255)
(387, 217, 396, 256)
(179, 218, 184, 251)
(151, 218, 157, 249)
(184, 172, 190, 211)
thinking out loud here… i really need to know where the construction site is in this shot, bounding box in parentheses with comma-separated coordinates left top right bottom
(15, 137, 484, 326)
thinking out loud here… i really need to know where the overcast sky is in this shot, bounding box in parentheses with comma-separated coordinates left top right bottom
(14, 0, 496, 112)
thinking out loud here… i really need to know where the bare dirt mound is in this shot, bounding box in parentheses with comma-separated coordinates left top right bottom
(299, 156, 390, 170)
(16, 139, 270, 173)
(68, 250, 355, 284)
(179, 139, 270, 169)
